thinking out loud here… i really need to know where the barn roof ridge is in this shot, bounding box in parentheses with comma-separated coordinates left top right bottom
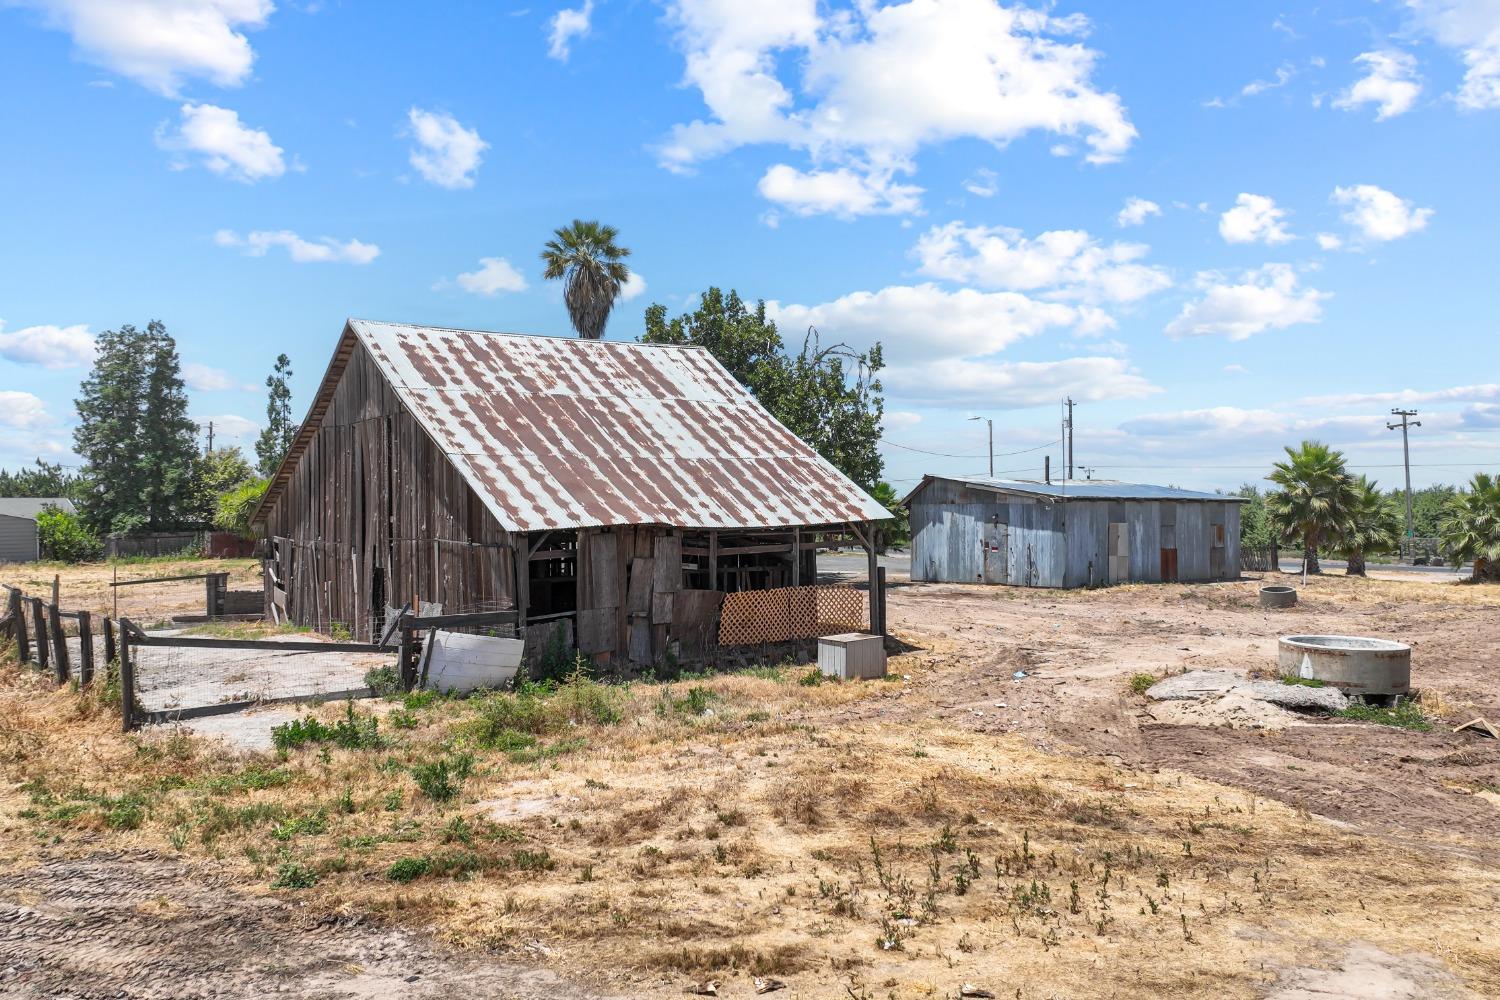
(347, 318, 712, 353)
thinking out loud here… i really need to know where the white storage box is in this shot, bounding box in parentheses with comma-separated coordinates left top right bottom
(818, 632, 886, 680)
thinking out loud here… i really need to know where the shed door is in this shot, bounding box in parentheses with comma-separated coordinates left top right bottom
(1160, 522, 1178, 583)
(1107, 522, 1129, 584)
(982, 521, 1008, 584)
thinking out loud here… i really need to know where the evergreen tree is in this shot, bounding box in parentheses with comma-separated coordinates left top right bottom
(73, 320, 199, 533)
(73, 324, 149, 532)
(0, 459, 82, 500)
(256, 353, 297, 476)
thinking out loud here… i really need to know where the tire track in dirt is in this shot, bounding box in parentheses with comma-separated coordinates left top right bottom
(0, 852, 624, 999)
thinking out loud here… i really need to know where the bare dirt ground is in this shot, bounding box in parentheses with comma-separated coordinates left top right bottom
(2, 564, 1499, 999)
(1, 557, 262, 623)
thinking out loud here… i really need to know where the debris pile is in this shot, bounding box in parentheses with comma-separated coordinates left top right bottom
(1143, 669, 1349, 731)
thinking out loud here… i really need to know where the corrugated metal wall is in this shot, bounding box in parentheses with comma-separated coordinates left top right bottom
(910, 480, 1241, 588)
(0, 515, 38, 563)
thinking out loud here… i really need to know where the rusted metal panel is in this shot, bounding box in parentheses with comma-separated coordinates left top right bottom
(350, 320, 889, 533)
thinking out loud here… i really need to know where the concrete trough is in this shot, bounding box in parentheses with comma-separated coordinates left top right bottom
(1278, 635, 1411, 697)
(1259, 585, 1298, 609)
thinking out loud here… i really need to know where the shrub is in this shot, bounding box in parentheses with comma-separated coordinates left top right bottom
(1127, 673, 1157, 696)
(271, 702, 384, 752)
(35, 506, 101, 562)
(271, 858, 317, 889)
(213, 478, 268, 540)
(468, 668, 623, 745)
(411, 753, 473, 803)
(363, 665, 401, 696)
(387, 855, 431, 883)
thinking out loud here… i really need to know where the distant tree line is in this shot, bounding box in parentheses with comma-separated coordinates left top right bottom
(1238, 441, 1498, 581)
(1, 321, 296, 561)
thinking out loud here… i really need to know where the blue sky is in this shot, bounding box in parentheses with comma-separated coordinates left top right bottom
(1, 0, 1496, 494)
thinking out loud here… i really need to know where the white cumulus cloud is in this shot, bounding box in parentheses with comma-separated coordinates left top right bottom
(1219, 193, 1293, 245)
(758, 164, 923, 218)
(0, 391, 52, 430)
(1116, 197, 1161, 227)
(1331, 184, 1434, 242)
(448, 257, 529, 296)
(547, 0, 593, 61)
(156, 102, 285, 182)
(1334, 50, 1423, 120)
(885, 356, 1159, 408)
(1405, 0, 1500, 110)
(406, 108, 487, 190)
(1315, 232, 1344, 250)
(911, 221, 1172, 304)
(659, 0, 1136, 217)
(183, 362, 254, 392)
(0, 321, 95, 368)
(963, 168, 999, 198)
(1166, 264, 1328, 341)
(619, 272, 648, 302)
(215, 229, 380, 264)
(10, 0, 273, 96)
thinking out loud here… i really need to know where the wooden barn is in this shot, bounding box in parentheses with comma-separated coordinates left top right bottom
(903, 476, 1246, 588)
(251, 319, 890, 665)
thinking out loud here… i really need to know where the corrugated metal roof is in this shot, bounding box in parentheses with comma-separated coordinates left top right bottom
(0, 498, 76, 519)
(346, 320, 889, 532)
(907, 476, 1247, 504)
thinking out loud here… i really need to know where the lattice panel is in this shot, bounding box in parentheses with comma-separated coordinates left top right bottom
(718, 585, 867, 647)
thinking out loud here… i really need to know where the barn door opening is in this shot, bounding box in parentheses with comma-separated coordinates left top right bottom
(982, 520, 1008, 584)
(1160, 522, 1178, 582)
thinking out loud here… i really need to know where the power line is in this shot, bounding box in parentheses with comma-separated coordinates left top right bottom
(880, 437, 1060, 459)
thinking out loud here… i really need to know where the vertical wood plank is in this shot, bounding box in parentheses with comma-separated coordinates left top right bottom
(30, 598, 48, 672)
(77, 611, 94, 686)
(118, 620, 136, 731)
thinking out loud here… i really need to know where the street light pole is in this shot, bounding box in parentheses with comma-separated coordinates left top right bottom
(1386, 408, 1421, 562)
(968, 416, 993, 477)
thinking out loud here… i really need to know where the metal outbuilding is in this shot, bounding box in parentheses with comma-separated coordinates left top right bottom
(251, 319, 891, 663)
(902, 476, 1246, 588)
(0, 498, 76, 563)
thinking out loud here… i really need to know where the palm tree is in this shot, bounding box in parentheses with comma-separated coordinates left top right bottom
(1439, 473, 1500, 582)
(1265, 440, 1355, 579)
(1338, 476, 1400, 577)
(540, 220, 631, 340)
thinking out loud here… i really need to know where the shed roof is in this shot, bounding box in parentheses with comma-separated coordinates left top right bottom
(256, 320, 889, 533)
(0, 498, 76, 520)
(903, 476, 1247, 505)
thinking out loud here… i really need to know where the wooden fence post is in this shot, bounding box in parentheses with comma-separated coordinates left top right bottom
(118, 619, 136, 731)
(29, 598, 48, 673)
(399, 623, 415, 692)
(77, 611, 94, 686)
(103, 617, 116, 677)
(49, 605, 70, 684)
(7, 589, 28, 663)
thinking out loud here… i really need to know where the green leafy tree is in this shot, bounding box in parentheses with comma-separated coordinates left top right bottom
(0, 459, 82, 501)
(188, 447, 256, 526)
(541, 220, 631, 340)
(1439, 473, 1500, 582)
(1408, 484, 1456, 538)
(214, 478, 269, 540)
(1265, 441, 1355, 576)
(1338, 476, 1401, 577)
(1234, 483, 1272, 547)
(642, 288, 886, 492)
(255, 353, 297, 476)
(73, 321, 199, 533)
(35, 505, 102, 563)
(868, 483, 909, 550)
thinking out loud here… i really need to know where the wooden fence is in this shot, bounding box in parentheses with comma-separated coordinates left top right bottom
(2, 583, 119, 691)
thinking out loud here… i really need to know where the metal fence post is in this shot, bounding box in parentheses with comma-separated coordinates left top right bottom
(49, 605, 70, 684)
(29, 598, 48, 673)
(118, 619, 136, 731)
(77, 611, 94, 686)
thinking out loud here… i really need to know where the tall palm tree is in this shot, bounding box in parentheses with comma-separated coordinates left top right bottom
(540, 220, 631, 340)
(1265, 440, 1355, 579)
(1439, 472, 1500, 582)
(1338, 476, 1401, 577)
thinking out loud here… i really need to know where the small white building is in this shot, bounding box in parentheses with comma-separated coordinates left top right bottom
(0, 498, 76, 563)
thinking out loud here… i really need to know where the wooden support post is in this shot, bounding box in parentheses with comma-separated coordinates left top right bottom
(29, 598, 48, 672)
(205, 574, 217, 618)
(103, 617, 117, 677)
(77, 611, 94, 686)
(708, 530, 719, 591)
(7, 589, 27, 663)
(792, 526, 801, 587)
(399, 624, 415, 692)
(49, 604, 70, 683)
(864, 522, 880, 635)
(875, 566, 887, 638)
(118, 620, 136, 731)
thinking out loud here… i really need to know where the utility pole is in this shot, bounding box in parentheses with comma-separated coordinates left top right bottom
(1064, 397, 1075, 480)
(1386, 408, 1420, 562)
(968, 416, 993, 477)
(205, 420, 214, 455)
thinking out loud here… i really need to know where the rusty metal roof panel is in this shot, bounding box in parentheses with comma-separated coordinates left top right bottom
(351, 319, 890, 532)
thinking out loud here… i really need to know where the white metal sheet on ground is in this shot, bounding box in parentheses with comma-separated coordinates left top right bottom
(422, 629, 523, 694)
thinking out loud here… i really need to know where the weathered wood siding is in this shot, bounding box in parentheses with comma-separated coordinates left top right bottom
(261, 343, 516, 640)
